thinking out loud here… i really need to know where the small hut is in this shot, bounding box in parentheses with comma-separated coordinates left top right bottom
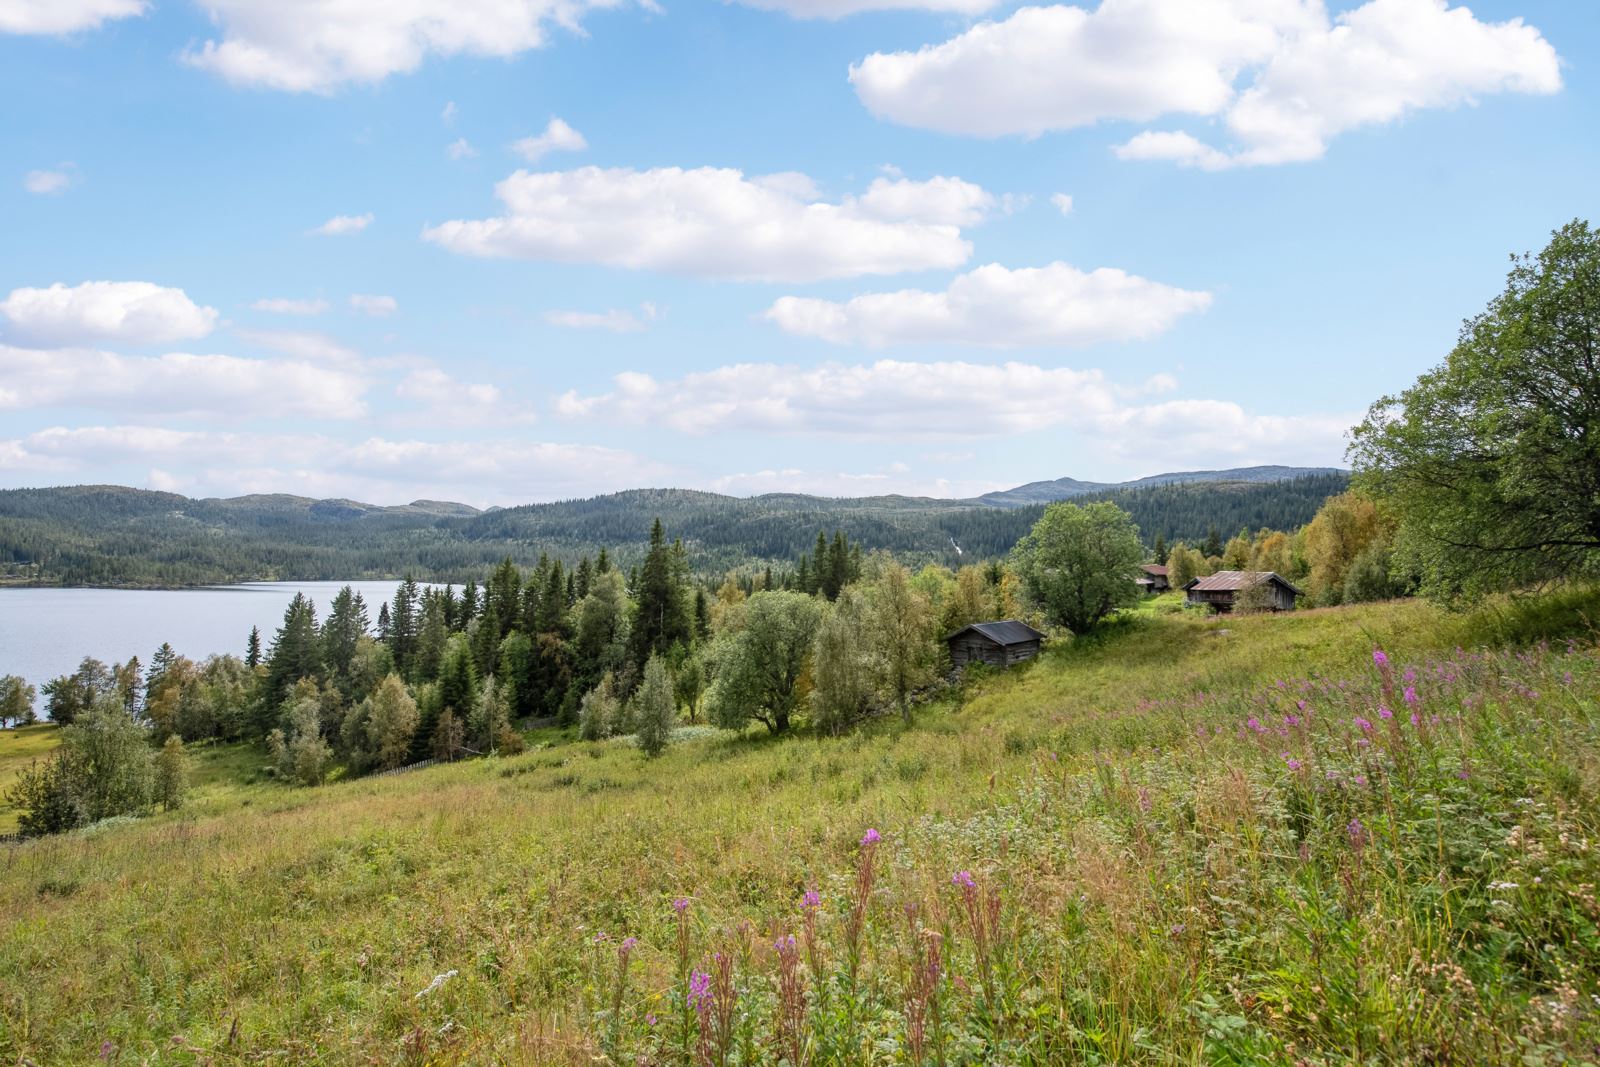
(1136, 564, 1170, 593)
(1183, 571, 1300, 613)
(944, 620, 1045, 669)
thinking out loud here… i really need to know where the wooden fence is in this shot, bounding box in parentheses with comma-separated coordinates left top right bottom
(371, 758, 437, 779)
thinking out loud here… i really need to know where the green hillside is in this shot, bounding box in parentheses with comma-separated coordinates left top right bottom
(3, 590, 1598, 1063)
(0, 473, 1347, 587)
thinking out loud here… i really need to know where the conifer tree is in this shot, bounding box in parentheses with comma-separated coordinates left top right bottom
(632, 518, 688, 667)
(459, 579, 480, 629)
(321, 586, 369, 680)
(388, 577, 420, 675)
(245, 626, 262, 669)
(265, 594, 321, 711)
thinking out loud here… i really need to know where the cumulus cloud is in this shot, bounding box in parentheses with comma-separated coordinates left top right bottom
(349, 293, 398, 317)
(251, 297, 330, 315)
(0, 0, 145, 35)
(425, 167, 984, 282)
(1, 281, 218, 347)
(510, 117, 588, 162)
(1051, 192, 1073, 215)
(234, 328, 362, 364)
(765, 261, 1210, 348)
(447, 137, 478, 160)
(544, 303, 659, 332)
(392, 367, 532, 425)
(731, 0, 997, 16)
(0, 344, 368, 419)
(0, 426, 674, 507)
(23, 167, 76, 194)
(850, 0, 1560, 166)
(182, 0, 638, 93)
(556, 358, 1351, 467)
(708, 466, 1002, 500)
(312, 212, 374, 236)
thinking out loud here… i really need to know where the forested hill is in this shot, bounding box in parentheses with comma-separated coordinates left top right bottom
(0, 471, 1348, 587)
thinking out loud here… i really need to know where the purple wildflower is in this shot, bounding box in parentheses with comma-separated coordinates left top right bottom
(1285, 756, 1303, 772)
(688, 970, 712, 1012)
(861, 828, 881, 846)
(1403, 686, 1418, 706)
(952, 870, 976, 889)
(646, 1013, 658, 1027)
(1246, 716, 1265, 733)
(802, 889, 821, 910)
(1348, 817, 1366, 845)
(621, 937, 638, 954)
(1373, 649, 1389, 668)
(1410, 711, 1421, 726)
(1354, 716, 1373, 732)
(1378, 706, 1393, 721)
(673, 897, 690, 914)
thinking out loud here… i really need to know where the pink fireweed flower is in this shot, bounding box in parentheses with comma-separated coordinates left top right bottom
(621, 937, 638, 954)
(1296, 699, 1308, 712)
(646, 1013, 658, 1027)
(1284, 714, 1300, 726)
(1354, 716, 1374, 732)
(952, 870, 976, 889)
(1403, 687, 1419, 706)
(1354, 774, 1368, 787)
(801, 889, 821, 910)
(1348, 817, 1367, 845)
(1378, 706, 1393, 721)
(1403, 667, 1417, 683)
(861, 828, 881, 846)
(1410, 711, 1421, 726)
(1285, 756, 1303, 772)
(673, 897, 690, 914)
(688, 969, 713, 1011)
(1246, 716, 1266, 733)
(1373, 649, 1389, 668)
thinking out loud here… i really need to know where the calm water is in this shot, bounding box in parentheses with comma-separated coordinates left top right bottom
(0, 581, 425, 693)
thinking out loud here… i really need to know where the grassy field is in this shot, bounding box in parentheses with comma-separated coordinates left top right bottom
(3, 592, 1600, 1064)
(0, 724, 61, 834)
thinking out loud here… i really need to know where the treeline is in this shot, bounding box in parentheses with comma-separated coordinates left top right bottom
(0, 475, 1348, 587)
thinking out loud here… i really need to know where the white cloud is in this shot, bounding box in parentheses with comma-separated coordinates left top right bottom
(1, 281, 218, 347)
(349, 293, 398, 317)
(557, 358, 1351, 467)
(425, 167, 982, 282)
(0, 344, 368, 419)
(312, 212, 374, 236)
(182, 0, 638, 93)
(855, 175, 994, 227)
(442, 101, 458, 124)
(447, 137, 478, 160)
(234, 328, 363, 364)
(850, 0, 1560, 166)
(1050, 192, 1073, 215)
(544, 303, 659, 332)
(23, 167, 76, 194)
(731, 0, 998, 16)
(509, 117, 588, 162)
(764, 261, 1210, 348)
(0, 426, 674, 507)
(251, 297, 330, 315)
(0, 0, 144, 35)
(394, 367, 529, 425)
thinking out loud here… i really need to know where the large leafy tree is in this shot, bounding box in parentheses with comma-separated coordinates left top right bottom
(706, 591, 821, 735)
(1011, 501, 1144, 632)
(1350, 220, 1600, 600)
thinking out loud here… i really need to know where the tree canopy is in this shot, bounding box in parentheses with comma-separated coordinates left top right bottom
(1350, 220, 1600, 600)
(1010, 501, 1144, 633)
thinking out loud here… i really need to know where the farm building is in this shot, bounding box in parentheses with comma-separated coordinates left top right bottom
(1183, 571, 1301, 613)
(945, 620, 1045, 669)
(1136, 564, 1171, 593)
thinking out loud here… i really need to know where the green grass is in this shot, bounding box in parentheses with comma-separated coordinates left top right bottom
(3, 592, 1600, 1064)
(0, 724, 61, 833)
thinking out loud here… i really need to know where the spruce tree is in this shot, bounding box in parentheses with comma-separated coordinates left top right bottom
(245, 627, 262, 669)
(321, 586, 369, 680)
(459, 580, 480, 629)
(632, 518, 687, 667)
(265, 594, 321, 711)
(388, 578, 420, 675)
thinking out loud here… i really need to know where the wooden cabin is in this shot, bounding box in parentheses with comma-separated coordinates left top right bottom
(1183, 571, 1300, 613)
(1136, 564, 1170, 594)
(945, 620, 1045, 669)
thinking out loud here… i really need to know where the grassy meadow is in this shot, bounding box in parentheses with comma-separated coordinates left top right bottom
(0, 725, 61, 834)
(4, 592, 1600, 1064)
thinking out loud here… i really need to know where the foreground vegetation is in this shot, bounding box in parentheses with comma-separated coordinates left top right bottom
(3, 590, 1599, 1063)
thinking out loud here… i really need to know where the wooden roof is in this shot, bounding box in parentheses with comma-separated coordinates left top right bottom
(944, 620, 1045, 646)
(1141, 564, 1168, 576)
(1183, 570, 1302, 595)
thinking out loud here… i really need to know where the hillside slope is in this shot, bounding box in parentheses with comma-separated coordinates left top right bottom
(3, 591, 1597, 1063)
(0, 472, 1348, 586)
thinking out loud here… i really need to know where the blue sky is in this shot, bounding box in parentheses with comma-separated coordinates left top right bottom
(2, 0, 1594, 506)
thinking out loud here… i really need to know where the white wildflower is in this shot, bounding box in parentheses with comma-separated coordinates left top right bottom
(415, 969, 458, 999)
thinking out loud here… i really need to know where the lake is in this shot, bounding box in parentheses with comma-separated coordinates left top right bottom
(0, 581, 427, 695)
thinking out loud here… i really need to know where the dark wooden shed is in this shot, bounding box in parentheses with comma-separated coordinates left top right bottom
(945, 620, 1045, 669)
(1137, 564, 1170, 593)
(1183, 571, 1301, 613)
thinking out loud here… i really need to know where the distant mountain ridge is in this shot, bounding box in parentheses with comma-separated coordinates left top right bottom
(0, 468, 1349, 587)
(975, 465, 1346, 508)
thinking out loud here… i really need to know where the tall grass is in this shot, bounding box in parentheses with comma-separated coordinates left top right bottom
(2, 593, 1599, 1063)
